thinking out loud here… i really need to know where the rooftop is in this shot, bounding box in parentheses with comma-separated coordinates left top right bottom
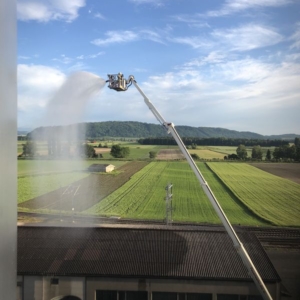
(17, 225, 280, 282)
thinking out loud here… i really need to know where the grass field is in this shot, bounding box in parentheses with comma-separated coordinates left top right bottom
(18, 159, 127, 176)
(18, 172, 89, 204)
(189, 149, 225, 160)
(86, 161, 269, 225)
(17, 152, 299, 227)
(207, 162, 300, 226)
(17, 160, 128, 205)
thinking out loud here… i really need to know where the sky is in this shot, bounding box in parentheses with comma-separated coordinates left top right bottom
(17, 0, 300, 135)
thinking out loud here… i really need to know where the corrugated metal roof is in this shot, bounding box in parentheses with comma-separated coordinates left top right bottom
(17, 226, 280, 281)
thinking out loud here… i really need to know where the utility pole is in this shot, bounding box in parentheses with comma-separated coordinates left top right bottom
(165, 183, 173, 226)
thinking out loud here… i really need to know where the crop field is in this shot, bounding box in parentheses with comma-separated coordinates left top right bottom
(18, 161, 149, 211)
(156, 149, 185, 160)
(207, 163, 300, 226)
(98, 144, 171, 160)
(189, 149, 225, 160)
(18, 159, 127, 176)
(250, 163, 300, 184)
(86, 161, 269, 225)
(18, 172, 89, 204)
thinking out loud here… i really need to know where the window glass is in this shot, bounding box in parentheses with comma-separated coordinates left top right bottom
(217, 295, 239, 300)
(96, 290, 117, 300)
(178, 293, 185, 300)
(248, 296, 263, 300)
(126, 291, 147, 300)
(119, 291, 125, 300)
(187, 294, 212, 300)
(153, 292, 177, 300)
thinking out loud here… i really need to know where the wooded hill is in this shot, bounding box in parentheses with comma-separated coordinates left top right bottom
(28, 121, 299, 140)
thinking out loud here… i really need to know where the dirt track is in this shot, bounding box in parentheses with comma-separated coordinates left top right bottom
(250, 163, 300, 184)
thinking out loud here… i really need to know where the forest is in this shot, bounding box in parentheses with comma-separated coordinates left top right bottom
(26, 121, 300, 141)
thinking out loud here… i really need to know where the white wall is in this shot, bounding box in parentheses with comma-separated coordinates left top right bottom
(0, 0, 17, 299)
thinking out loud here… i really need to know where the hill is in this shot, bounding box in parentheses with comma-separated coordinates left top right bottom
(28, 121, 300, 140)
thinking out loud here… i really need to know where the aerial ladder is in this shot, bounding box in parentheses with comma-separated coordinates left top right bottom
(106, 73, 273, 300)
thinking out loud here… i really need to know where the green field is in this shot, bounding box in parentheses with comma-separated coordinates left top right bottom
(18, 159, 127, 176)
(98, 144, 166, 160)
(17, 160, 127, 204)
(18, 172, 89, 204)
(189, 149, 225, 160)
(207, 162, 300, 226)
(17, 150, 300, 227)
(86, 161, 269, 225)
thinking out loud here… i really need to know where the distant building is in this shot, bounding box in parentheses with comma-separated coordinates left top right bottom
(88, 164, 115, 173)
(17, 225, 281, 300)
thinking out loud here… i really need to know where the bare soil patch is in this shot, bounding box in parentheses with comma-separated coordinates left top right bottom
(156, 149, 185, 160)
(18, 161, 149, 212)
(95, 148, 111, 154)
(250, 163, 300, 184)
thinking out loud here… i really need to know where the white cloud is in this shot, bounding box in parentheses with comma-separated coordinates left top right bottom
(91, 31, 139, 46)
(128, 0, 165, 7)
(205, 0, 291, 17)
(18, 64, 66, 118)
(140, 30, 165, 44)
(170, 24, 282, 52)
(76, 52, 105, 59)
(212, 24, 283, 51)
(94, 12, 105, 20)
(91, 29, 166, 46)
(170, 36, 213, 49)
(290, 22, 300, 49)
(171, 14, 210, 29)
(182, 52, 226, 69)
(121, 54, 300, 134)
(216, 58, 274, 83)
(52, 54, 73, 64)
(17, 0, 86, 22)
(18, 55, 30, 60)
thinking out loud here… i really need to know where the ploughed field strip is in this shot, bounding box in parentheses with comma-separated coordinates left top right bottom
(250, 163, 300, 184)
(18, 161, 149, 212)
(156, 149, 185, 160)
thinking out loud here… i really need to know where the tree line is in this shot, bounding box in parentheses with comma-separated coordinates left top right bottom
(225, 138, 300, 161)
(138, 137, 289, 147)
(273, 137, 300, 161)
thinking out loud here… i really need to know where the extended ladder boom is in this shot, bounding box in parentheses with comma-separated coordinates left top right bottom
(107, 73, 273, 300)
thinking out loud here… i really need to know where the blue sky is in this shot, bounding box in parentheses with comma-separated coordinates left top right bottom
(17, 0, 300, 135)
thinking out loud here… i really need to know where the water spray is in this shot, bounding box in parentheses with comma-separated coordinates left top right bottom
(106, 73, 273, 300)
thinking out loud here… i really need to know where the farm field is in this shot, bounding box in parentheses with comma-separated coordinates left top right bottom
(17, 153, 300, 227)
(18, 161, 149, 212)
(98, 144, 174, 160)
(250, 163, 300, 184)
(189, 149, 225, 160)
(18, 172, 89, 204)
(207, 163, 300, 226)
(86, 161, 269, 226)
(18, 159, 127, 176)
(156, 149, 184, 160)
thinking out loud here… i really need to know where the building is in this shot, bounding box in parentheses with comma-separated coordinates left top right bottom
(17, 225, 281, 300)
(88, 164, 115, 173)
(17, 225, 281, 299)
